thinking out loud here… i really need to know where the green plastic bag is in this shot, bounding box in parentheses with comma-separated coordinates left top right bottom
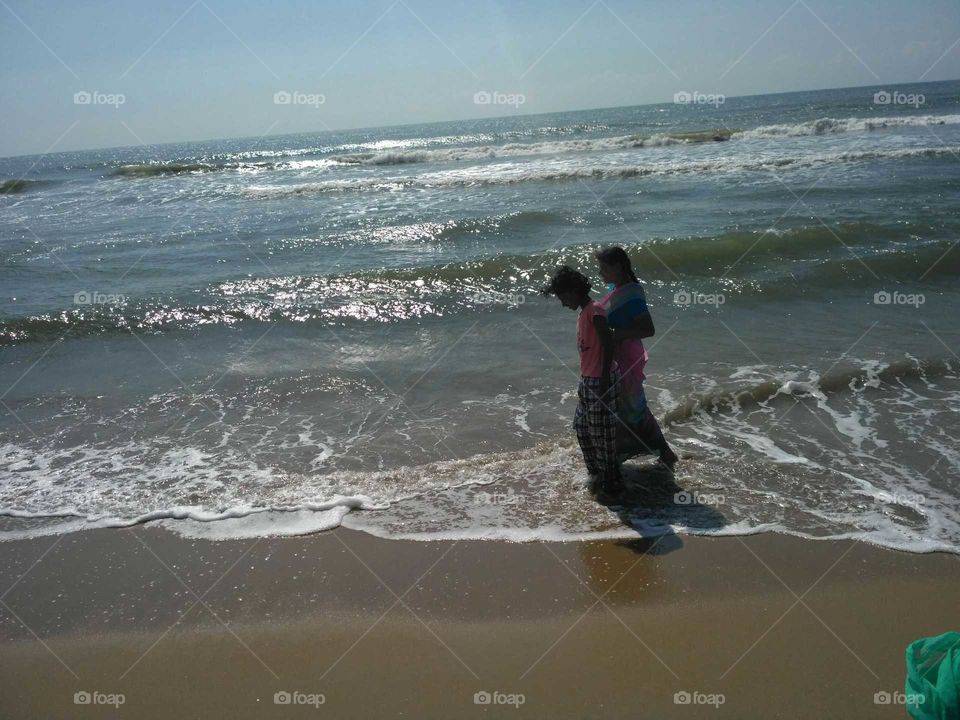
(905, 632, 960, 719)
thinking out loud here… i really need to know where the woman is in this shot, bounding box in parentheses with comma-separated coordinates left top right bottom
(595, 246, 679, 470)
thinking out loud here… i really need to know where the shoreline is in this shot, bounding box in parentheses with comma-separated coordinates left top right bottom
(3, 443, 955, 554)
(2, 527, 959, 718)
(4, 508, 956, 556)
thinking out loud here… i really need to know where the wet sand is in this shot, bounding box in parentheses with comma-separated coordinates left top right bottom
(1, 526, 958, 718)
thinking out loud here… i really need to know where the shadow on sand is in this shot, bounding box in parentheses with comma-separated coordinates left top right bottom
(589, 460, 729, 556)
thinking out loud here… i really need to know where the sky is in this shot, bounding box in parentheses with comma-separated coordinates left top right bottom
(1, 0, 959, 157)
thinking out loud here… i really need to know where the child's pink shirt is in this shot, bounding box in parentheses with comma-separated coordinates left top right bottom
(576, 300, 607, 378)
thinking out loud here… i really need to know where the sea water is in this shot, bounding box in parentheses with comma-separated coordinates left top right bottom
(1, 80, 958, 551)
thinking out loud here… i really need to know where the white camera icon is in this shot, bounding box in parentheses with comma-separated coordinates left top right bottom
(674, 290, 691, 306)
(74, 691, 92, 704)
(674, 691, 692, 704)
(473, 91, 492, 105)
(273, 91, 292, 105)
(74, 290, 92, 305)
(674, 91, 692, 104)
(873, 290, 891, 305)
(474, 691, 492, 705)
(74, 91, 92, 105)
(873, 90, 891, 105)
(274, 691, 291, 704)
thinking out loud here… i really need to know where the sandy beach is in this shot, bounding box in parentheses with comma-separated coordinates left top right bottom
(1, 528, 958, 719)
(5, 0, 960, 716)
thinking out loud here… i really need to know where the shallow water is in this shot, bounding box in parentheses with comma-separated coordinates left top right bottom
(1, 80, 959, 551)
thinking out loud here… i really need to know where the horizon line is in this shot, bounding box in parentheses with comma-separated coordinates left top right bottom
(2, 76, 957, 162)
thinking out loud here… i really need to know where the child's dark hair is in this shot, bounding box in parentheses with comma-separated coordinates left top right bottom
(595, 246, 639, 283)
(541, 265, 591, 296)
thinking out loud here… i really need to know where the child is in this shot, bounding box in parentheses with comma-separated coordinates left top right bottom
(542, 265, 622, 491)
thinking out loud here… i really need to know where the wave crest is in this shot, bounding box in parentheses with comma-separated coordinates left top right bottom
(663, 358, 953, 425)
(733, 114, 960, 139)
(244, 145, 960, 197)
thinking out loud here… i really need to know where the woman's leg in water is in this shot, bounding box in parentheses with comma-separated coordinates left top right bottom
(629, 386, 678, 469)
(638, 409, 678, 468)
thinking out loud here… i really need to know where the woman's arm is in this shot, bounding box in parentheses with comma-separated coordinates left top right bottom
(611, 311, 655, 343)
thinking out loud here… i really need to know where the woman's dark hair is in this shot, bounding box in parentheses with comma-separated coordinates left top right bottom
(541, 265, 591, 296)
(595, 246, 639, 283)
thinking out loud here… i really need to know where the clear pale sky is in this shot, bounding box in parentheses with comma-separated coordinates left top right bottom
(1, 0, 959, 157)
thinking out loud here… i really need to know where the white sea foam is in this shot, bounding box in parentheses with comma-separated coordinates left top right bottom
(1, 360, 957, 552)
(243, 146, 960, 197)
(732, 114, 960, 139)
(232, 115, 960, 170)
(326, 132, 691, 166)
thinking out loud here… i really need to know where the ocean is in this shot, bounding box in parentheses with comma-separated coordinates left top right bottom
(1, 80, 958, 551)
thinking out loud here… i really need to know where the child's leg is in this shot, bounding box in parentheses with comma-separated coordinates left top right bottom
(588, 372, 621, 483)
(574, 379, 602, 476)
